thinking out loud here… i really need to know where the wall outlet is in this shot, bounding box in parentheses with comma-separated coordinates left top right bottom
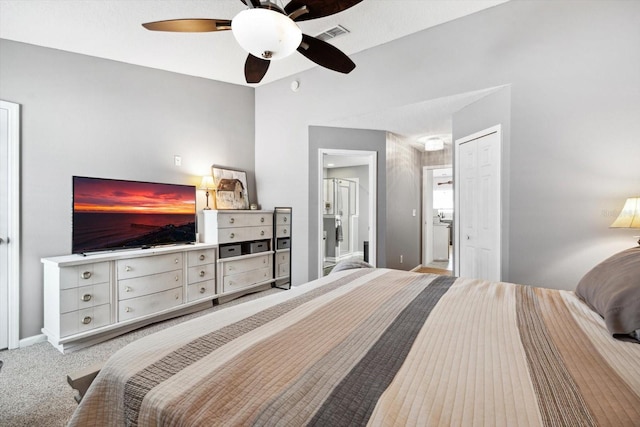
(400, 254, 403, 263)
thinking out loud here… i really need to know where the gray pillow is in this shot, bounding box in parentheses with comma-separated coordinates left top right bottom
(330, 260, 374, 274)
(575, 247, 640, 342)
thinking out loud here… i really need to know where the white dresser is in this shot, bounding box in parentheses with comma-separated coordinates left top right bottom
(273, 207, 292, 289)
(42, 243, 217, 352)
(201, 210, 275, 300)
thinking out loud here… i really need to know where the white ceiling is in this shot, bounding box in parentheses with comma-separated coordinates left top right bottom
(0, 0, 508, 87)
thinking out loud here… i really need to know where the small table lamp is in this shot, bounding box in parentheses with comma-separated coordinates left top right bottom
(199, 176, 215, 210)
(610, 196, 640, 246)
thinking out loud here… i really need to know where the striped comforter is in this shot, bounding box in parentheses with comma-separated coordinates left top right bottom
(69, 268, 640, 426)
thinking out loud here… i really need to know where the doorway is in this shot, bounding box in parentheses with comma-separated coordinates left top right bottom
(318, 149, 376, 277)
(454, 125, 502, 281)
(0, 100, 20, 350)
(423, 166, 454, 272)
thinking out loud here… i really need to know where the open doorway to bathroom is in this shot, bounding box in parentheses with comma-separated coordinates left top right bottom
(319, 150, 376, 276)
(423, 166, 454, 273)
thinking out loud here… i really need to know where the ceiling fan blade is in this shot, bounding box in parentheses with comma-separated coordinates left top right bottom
(240, 0, 261, 8)
(285, 0, 362, 21)
(297, 34, 355, 74)
(142, 19, 232, 32)
(245, 54, 271, 84)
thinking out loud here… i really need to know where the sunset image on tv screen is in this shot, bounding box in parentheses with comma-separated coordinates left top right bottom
(72, 176, 196, 253)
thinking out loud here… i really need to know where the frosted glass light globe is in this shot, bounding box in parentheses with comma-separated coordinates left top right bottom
(232, 8, 302, 60)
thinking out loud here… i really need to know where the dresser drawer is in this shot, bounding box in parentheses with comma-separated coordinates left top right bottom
(60, 282, 110, 314)
(222, 254, 271, 276)
(187, 280, 216, 302)
(118, 269, 183, 300)
(217, 212, 273, 229)
(117, 253, 183, 280)
(59, 262, 110, 290)
(223, 267, 272, 293)
(187, 248, 216, 267)
(217, 226, 272, 244)
(275, 225, 290, 238)
(187, 263, 216, 284)
(60, 304, 111, 337)
(276, 213, 291, 226)
(119, 287, 183, 321)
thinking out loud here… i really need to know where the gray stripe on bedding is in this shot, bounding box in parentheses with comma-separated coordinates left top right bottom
(308, 275, 456, 427)
(516, 285, 597, 427)
(123, 268, 373, 427)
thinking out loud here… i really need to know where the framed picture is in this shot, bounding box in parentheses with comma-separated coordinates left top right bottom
(211, 165, 250, 210)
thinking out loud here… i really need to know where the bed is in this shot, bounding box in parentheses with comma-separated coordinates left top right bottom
(68, 248, 640, 426)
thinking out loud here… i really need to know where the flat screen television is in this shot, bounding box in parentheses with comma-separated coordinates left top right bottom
(72, 176, 197, 254)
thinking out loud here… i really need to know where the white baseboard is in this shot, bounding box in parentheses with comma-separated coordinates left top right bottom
(411, 265, 423, 272)
(20, 333, 46, 348)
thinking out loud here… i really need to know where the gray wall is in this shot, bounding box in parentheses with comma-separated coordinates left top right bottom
(385, 133, 422, 270)
(256, 0, 640, 290)
(308, 126, 387, 279)
(0, 40, 255, 339)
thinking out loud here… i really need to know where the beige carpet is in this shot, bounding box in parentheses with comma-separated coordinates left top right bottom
(0, 287, 285, 427)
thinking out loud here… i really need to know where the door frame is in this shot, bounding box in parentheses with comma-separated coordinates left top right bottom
(453, 124, 502, 279)
(317, 149, 377, 278)
(1, 100, 20, 350)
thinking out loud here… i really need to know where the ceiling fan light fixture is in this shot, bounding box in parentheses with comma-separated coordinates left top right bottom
(232, 8, 302, 60)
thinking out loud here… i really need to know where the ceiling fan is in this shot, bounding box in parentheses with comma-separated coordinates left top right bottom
(142, 0, 362, 84)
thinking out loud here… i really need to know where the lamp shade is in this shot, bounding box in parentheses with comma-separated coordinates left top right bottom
(199, 176, 215, 191)
(231, 8, 302, 60)
(610, 197, 640, 228)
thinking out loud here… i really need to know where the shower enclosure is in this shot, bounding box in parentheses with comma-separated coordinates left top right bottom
(323, 178, 358, 273)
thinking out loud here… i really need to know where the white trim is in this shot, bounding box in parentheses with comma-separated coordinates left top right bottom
(318, 149, 377, 278)
(19, 334, 47, 348)
(0, 100, 20, 350)
(453, 124, 502, 279)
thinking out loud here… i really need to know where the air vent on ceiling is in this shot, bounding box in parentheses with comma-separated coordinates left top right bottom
(315, 25, 350, 42)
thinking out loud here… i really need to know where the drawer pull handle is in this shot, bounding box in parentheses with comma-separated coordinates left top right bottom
(260, 217, 265, 222)
(175, 293, 180, 300)
(229, 217, 235, 224)
(260, 230, 265, 236)
(263, 258, 266, 264)
(125, 266, 132, 272)
(284, 217, 288, 222)
(229, 233, 235, 239)
(81, 293, 92, 302)
(125, 286, 132, 293)
(199, 254, 205, 261)
(175, 276, 179, 281)
(229, 265, 235, 271)
(199, 270, 206, 277)
(284, 229, 288, 234)
(199, 287, 206, 294)
(175, 258, 179, 264)
(125, 307, 132, 313)
(81, 271, 92, 280)
(82, 316, 92, 325)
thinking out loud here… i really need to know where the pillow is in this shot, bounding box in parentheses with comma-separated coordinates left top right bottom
(575, 247, 640, 342)
(329, 260, 374, 274)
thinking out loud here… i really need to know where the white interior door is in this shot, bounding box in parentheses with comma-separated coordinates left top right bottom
(455, 126, 501, 281)
(0, 100, 20, 350)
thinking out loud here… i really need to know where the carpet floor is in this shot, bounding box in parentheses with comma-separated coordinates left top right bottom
(0, 287, 285, 426)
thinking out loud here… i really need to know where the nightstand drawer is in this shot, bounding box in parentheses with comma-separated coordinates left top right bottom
(60, 282, 110, 314)
(118, 269, 183, 300)
(117, 253, 183, 280)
